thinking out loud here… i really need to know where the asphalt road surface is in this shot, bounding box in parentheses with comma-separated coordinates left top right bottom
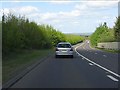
(10, 40, 119, 88)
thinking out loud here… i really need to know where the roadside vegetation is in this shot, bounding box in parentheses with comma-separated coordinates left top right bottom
(90, 16, 120, 47)
(114, 16, 120, 41)
(65, 34, 84, 45)
(90, 22, 115, 47)
(2, 13, 84, 56)
(2, 13, 84, 83)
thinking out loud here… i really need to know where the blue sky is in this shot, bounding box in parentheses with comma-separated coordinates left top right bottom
(1, 0, 119, 33)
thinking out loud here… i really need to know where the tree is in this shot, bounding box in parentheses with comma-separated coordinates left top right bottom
(114, 16, 120, 41)
(90, 22, 115, 46)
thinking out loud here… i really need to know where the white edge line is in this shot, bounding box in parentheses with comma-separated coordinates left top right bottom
(74, 43, 120, 78)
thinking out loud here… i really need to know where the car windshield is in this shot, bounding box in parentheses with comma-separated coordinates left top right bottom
(57, 44, 71, 48)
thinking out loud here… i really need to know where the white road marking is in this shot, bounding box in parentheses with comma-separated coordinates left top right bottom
(107, 75, 119, 82)
(82, 58, 84, 60)
(89, 63, 94, 66)
(74, 44, 120, 78)
(103, 55, 107, 57)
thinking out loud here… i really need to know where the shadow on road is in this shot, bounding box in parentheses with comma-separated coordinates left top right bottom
(55, 55, 73, 59)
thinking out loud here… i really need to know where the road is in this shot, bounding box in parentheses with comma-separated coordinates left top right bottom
(10, 40, 119, 88)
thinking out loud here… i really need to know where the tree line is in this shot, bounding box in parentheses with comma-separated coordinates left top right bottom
(2, 13, 84, 56)
(90, 16, 120, 47)
(65, 34, 84, 45)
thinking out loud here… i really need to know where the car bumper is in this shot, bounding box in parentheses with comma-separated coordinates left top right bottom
(55, 51, 73, 56)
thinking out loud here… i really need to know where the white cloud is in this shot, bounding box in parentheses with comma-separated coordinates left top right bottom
(0, 8, 9, 14)
(29, 9, 81, 22)
(1, 6, 39, 15)
(24, 9, 82, 26)
(12, 0, 21, 3)
(75, 4, 87, 10)
(102, 16, 111, 19)
(86, 1, 118, 7)
(58, 24, 63, 28)
(75, 1, 118, 10)
(52, 19, 61, 23)
(18, 6, 39, 14)
(73, 21, 80, 24)
(59, 10, 81, 18)
(96, 16, 117, 27)
(41, 12, 57, 20)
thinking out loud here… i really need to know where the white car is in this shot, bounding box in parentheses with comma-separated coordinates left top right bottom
(55, 42, 73, 58)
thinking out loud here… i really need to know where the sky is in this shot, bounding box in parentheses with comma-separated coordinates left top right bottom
(0, 0, 119, 33)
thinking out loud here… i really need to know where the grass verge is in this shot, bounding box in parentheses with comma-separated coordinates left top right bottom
(90, 44, 120, 53)
(96, 48, 120, 53)
(3, 49, 54, 84)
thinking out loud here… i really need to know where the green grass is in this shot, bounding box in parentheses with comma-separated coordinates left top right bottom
(3, 49, 53, 84)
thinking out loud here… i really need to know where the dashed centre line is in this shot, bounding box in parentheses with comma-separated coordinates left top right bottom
(82, 58, 84, 60)
(107, 75, 119, 82)
(103, 55, 107, 57)
(89, 63, 94, 66)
